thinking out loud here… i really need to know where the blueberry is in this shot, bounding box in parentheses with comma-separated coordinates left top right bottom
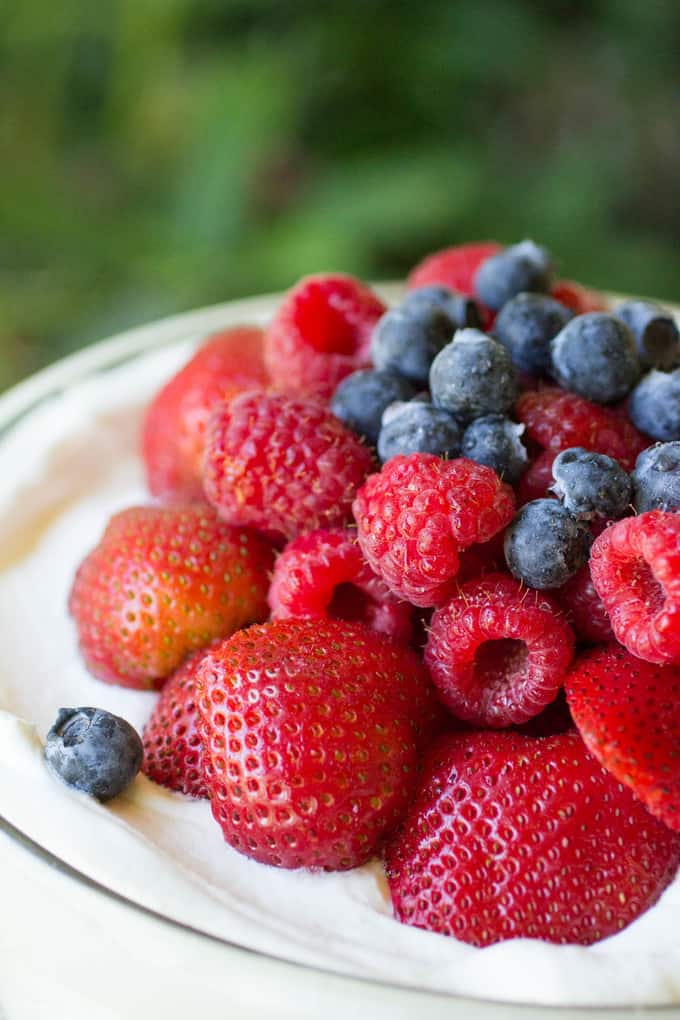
(371, 304, 454, 386)
(632, 442, 680, 512)
(461, 415, 528, 483)
(429, 328, 520, 424)
(551, 447, 632, 520)
(377, 401, 462, 461)
(45, 707, 143, 801)
(400, 285, 482, 331)
(504, 499, 592, 589)
(475, 240, 552, 312)
(493, 292, 574, 376)
(330, 369, 417, 445)
(629, 369, 680, 441)
(615, 300, 679, 369)
(551, 313, 640, 404)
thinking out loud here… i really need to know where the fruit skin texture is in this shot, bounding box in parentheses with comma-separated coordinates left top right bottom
(504, 499, 592, 590)
(353, 453, 515, 607)
(555, 563, 614, 644)
(493, 292, 573, 377)
(425, 573, 574, 727)
(267, 527, 413, 643)
(263, 273, 386, 399)
(384, 729, 680, 947)
(370, 305, 456, 387)
(69, 505, 274, 689)
(633, 442, 680, 513)
(142, 649, 210, 798)
(516, 386, 648, 471)
(45, 708, 142, 802)
(590, 511, 680, 665)
(615, 300, 679, 369)
(566, 643, 680, 831)
(204, 390, 375, 540)
(475, 240, 552, 312)
(141, 327, 268, 503)
(629, 368, 680, 442)
(196, 619, 441, 870)
(429, 329, 519, 424)
(550, 313, 640, 405)
(550, 447, 632, 521)
(461, 415, 528, 484)
(377, 402, 462, 463)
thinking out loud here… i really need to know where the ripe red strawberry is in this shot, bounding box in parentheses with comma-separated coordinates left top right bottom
(196, 619, 444, 870)
(590, 511, 680, 665)
(263, 273, 386, 399)
(69, 505, 274, 689)
(384, 729, 680, 947)
(566, 643, 680, 831)
(425, 573, 574, 727)
(268, 527, 413, 643)
(142, 649, 209, 798)
(516, 386, 648, 471)
(204, 390, 375, 540)
(550, 280, 607, 314)
(141, 327, 269, 503)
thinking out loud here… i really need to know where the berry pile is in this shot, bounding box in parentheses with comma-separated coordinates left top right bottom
(59, 241, 680, 952)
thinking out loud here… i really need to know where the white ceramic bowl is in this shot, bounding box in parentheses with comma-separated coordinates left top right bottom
(1, 290, 679, 1020)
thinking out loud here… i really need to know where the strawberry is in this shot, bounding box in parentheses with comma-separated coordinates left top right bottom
(384, 729, 680, 946)
(69, 505, 274, 689)
(142, 648, 211, 798)
(566, 643, 680, 831)
(196, 618, 444, 870)
(141, 326, 269, 503)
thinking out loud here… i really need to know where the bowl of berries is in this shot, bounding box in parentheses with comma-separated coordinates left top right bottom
(1, 240, 679, 1020)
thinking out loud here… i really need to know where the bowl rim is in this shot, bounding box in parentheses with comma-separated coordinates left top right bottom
(1, 288, 678, 1017)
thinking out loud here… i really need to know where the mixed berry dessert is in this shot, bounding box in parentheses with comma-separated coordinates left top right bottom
(1, 240, 680, 1009)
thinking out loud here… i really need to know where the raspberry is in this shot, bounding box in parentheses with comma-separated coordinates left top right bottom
(515, 687, 575, 738)
(555, 563, 614, 644)
(353, 454, 515, 607)
(590, 511, 680, 664)
(516, 449, 557, 505)
(263, 274, 386, 399)
(407, 241, 502, 297)
(516, 386, 648, 470)
(142, 649, 209, 798)
(550, 279, 607, 314)
(196, 619, 441, 870)
(69, 505, 274, 689)
(566, 644, 680, 830)
(268, 527, 413, 643)
(204, 391, 375, 540)
(424, 573, 574, 727)
(384, 729, 680, 947)
(141, 326, 268, 503)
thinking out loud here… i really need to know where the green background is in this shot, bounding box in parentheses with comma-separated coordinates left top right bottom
(2, 0, 679, 391)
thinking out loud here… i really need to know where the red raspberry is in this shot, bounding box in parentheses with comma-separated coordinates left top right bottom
(406, 241, 501, 329)
(384, 729, 680, 947)
(196, 619, 440, 870)
(204, 391, 375, 540)
(141, 327, 269, 503)
(268, 527, 413, 644)
(515, 449, 557, 505)
(353, 454, 515, 608)
(69, 505, 274, 689)
(454, 531, 505, 583)
(550, 279, 607, 314)
(424, 573, 574, 727)
(263, 274, 386, 399)
(516, 386, 648, 471)
(515, 687, 574, 738)
(590, 511, 680, 664)
(142, 649, 209, 798)
(556, 563, 614, 644)
(567, 644, 680, 830)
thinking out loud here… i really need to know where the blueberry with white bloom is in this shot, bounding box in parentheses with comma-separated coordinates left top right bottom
(632, 442, 680, 512)
(45, 707, 143, 801)
(615, 300, 679, 369)
(551, 313, 640, 404)
(461, 415, 528, 483)
(330, 369, 417, 444)
(629, 368, 680, 441)
(551, 447, 632, 520)
(504, 499, 592, 590)
(377, 401, 462, 462)
(400, 285, 482, 331)
(493, 292, 573, 376)
(429, 329, 519, 424)
(371, 303, 454, 386)
(475, 240, 553, 311)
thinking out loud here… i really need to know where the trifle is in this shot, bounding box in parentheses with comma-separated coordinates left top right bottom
(1, 240, 680, 1018)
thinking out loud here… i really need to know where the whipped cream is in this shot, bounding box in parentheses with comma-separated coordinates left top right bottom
(1, 322, 679, 1008)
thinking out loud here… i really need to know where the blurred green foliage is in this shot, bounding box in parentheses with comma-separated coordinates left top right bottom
(1, 0, 679, 390)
